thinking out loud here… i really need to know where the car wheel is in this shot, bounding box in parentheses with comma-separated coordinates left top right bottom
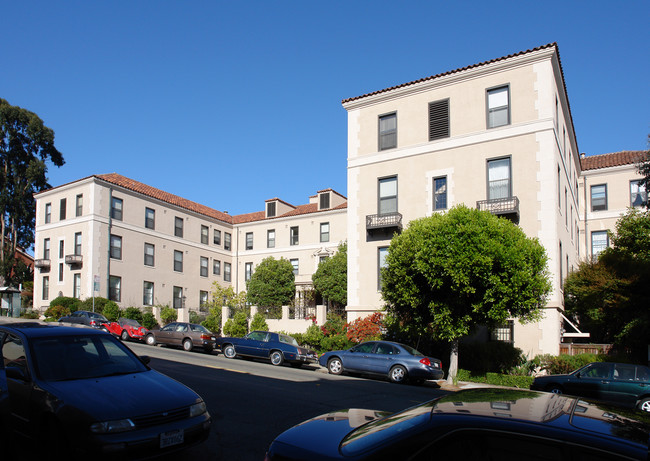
(327, 357, 343, 375)
(637, 397, 650, 412)
(223, 344, 236, 359)
(145, 334, 156, 346)
(546, 385, 563, 394)
(389, 365, 408, 383)
(182, 339, 193, 352)
(120, 330, 129, 341)
(270, 351, 284, 366)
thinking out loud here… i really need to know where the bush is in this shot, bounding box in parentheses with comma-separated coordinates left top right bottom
(160, 307, 178, 325)
(80, 297, 114, 315)
(346, 313, 383, 343)
(49, 296, 81, 312)
(202, 310, 222, 335)
(142, 312, 158, 330)
(457, 369, 533, 388)
(250, 313, 269, 331)
(301, 323, 325, 351)
(321, 334, 353, 352)
(540, 353, 603, 374)
(459, 341, 525, 374)
(223, 311, 248, 337)
(44, 305, 71, 321)
(123, 307, 143, 322)
(189, 310, 206, 324)
(102, 301, 121, 322)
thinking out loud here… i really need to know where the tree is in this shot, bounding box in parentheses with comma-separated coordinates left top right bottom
(0, 99, 64, 284)
(246, 257, 295, 308)
(564, 208, 650, 362)
(636, 135, 650, 208)
(312, 242, 347, 308)
(381, 205, 551, 382)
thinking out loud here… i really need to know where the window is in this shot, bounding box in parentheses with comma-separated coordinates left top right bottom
(378, 113, 397, 150)
(246, 232, 253, 250)
(267, 229, 275, 248)
(378, 247, 388, 290)
(109, 276, 121, 302)
(267, 202, 276, 218)
(320, 192, 330, 210)
(60, 198, 67, 220)
(320, 222, 330, 243)
(59, 263, 64, 282)
(144, 243, 155, 266)
(110, 235, 122, 260)
(487, 158, 511, 200)
(591, 231, 609, 258)
(201, 225, 209, 245)
(224, 232, 231, 250)
(200, 256, 208, 277)
(73, 273, 81, 299)
(59, 240, 64, 258)
(145, 208, 155, 229)
(429, 99, 450, 140)
(559, 242, 563, 289)
(200, 291, 209, 307)
(174, 250, 183, 272)
(45, 203, 51, 223)
(491, 320, 514, 343)
(213, 260, 221, 276)
(378, 176, 398, 214)
(487, 85, 510, 128)
(630, 180, 647, 207)
(75, 194, 83, 217)
(290, 226, 299, 246)
(143, 281, 154, 305)
(174, 217, 184, 237)
(214, 229, 221, 245)
(290, 259, 299, 275)
(591, 184, 607, 211)
(224, 262, 231, 282)
(173, 286, 183, 309)
(433, 176, 447, 210)
(245, 262, 253, 281)
(42, 276, 49, 300)
(74, 232, 82, 255)
(43, 238, 50, 259)
(111, 197, 123, 221)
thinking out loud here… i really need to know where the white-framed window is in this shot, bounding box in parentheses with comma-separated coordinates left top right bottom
(433, 176, 447, 210)
(174, 250, 183, 272)
(591, 184, 607, 211)
(290, 258, 299, 276)
(73, 273, 81, 299)
(224, 232, 231, 250)
(143, 281, 154, 306)
(214, 229, 221, 245)
(378, 176, 397, 215)
(246, 232, 253, 250)
(487, 85, 510, 128)
(43, 238, 50, 259)
(213, 259, 221, 276)
(591, 231, 609, 258)
(267, 229, 275, 248)
(75, 194, 83, 217)
(144, 243, 155, 267)
(200, 256, 209, 277)
(74, 232, 82, 255)
(111, 197, 123, 221)
(290, 226, 299, 246)
(378, 112, 397, 150)
(110, 235, 122, 260)
(320, 222, 330, 243)
(174, 217, 183, 237)
(145, 207, 155, 229)
(45, 202, 51, 223)
(201, 225, 209, 245)
(224, 262, 231, 282)
(487, 157, 511, 200)
(630, 180, 647, 207)
(245, 262, 253, 281)
(42, 276, 49, 300)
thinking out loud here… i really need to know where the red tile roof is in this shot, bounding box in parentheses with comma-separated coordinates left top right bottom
(580, 151, 645, 171)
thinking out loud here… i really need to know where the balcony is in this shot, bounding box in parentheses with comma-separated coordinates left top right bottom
(366, 212, 403, 235)
(476, 196, 520, 223)
(34, 259, 51, 269)
(65, 254, 83, 266)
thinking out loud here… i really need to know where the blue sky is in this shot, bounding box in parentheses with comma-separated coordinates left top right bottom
(2, 1, 648, 216)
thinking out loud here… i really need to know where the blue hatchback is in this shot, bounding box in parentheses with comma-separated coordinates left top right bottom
(319, 340, 444, 384)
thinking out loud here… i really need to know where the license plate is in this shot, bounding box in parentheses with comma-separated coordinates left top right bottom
(160, 429, 184, 448)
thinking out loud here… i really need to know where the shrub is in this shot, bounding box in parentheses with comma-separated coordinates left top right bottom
(160, 307, 178, 325)
(141, 312, 158, 330)
(250, 313, 269, 331)
(44, 305, 70, 321)
(189, 310, 206, 324)
(80, 297, 114, 315)
(223, 311, 248, 337)
(459, 341, 525, 374)
(346, 313, 383, 343)
(202, 309, 222, 335)
(540, 353, 603, 374)
(21, 309, 40, 319)
(49, 296, 81, 312)
(122, 307, 143, 322)
(301, 323, 325, 351)
(321, 314, 347, 337)
(321, 334, 353, 352)
(457, 369, 533, 388)
(102, 301, 121, 321)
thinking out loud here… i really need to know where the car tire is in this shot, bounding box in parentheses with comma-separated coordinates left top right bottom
(120, 330, 129, 341)
(223, 344, 236, 359)
(546, 385, 563, 394)
(389, 365, 408, 383)
(270, 351, 284, 366)
(327, 357, 343, 375)
(145, 334, 156, 346)
(182, 339, 193, 352)
(637, 397, 650, 412)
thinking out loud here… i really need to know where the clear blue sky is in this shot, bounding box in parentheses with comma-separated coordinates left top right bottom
(2, 1, 648, 216)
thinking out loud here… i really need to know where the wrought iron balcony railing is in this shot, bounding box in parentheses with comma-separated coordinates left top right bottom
(65, 254, 83, 265)
(476, 196, 520, 222)
(366, 212, 403, 232)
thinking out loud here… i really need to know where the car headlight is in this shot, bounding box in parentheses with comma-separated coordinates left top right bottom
(189, 400, 207, 418)
(90, 418, 135, 434)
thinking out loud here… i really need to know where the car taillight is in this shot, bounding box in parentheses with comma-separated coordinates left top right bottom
(420, 358, 431, 367)
(200, 334, 211, 340)
(90, 320, 97, 326)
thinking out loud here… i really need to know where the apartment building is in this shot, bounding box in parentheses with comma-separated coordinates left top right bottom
(32, 174, 347, 320)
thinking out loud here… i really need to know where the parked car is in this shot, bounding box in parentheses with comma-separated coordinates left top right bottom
(0, 322, 211, 458)
(217, 330, 317, 367)
(102, 317, 149, 342)
(530, 361, 650, 412)
(318, 340, 444, 384)
(265, 388, 650, 460)
(145, 322, 217, 353)
(58, 310, 109, 329)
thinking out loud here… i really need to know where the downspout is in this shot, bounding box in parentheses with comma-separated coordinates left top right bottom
(107, 187, 113, 302)
(582, 156, 588, 258)
(235, 227, 239, 294)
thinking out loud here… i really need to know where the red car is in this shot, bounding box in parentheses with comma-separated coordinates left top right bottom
(102, 317, 149, 341)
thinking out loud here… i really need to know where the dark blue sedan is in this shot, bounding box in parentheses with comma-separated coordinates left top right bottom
(217, 330, 317, 367)
(0, 322, 211, 458)
(318, 340, 444, 384)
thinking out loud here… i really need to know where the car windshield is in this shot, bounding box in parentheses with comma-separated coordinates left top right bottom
(279, 334, 299, 346)
(340, 401, 436, 456)
(30, 334, 148, 381)
(119, 318, 141, 327)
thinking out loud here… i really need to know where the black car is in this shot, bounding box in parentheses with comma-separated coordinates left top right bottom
(531, 361, 650, 412)
(265, 388, 650, 460)
(0, 322, 211, 458)
(58, 310, 109, 329)
(217, 330, 317, 367)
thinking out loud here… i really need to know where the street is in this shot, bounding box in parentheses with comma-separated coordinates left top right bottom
(126, 342, 451, 461)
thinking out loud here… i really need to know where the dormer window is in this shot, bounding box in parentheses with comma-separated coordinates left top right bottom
(267, 201, 276, 218)
(319, 192, 330, 210)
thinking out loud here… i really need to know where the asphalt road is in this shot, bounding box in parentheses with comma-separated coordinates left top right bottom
(126, 341, 451, 461)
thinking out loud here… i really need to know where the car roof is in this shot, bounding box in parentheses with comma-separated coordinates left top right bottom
(0, 322, 107, 338)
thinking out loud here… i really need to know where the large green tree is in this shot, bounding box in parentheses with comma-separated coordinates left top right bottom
(381, 205, 551, 381)
(312, 242, 347, 308)
(246, 257, 295, 308)
(0, 98, 64, 284)
(564, 208, 650, 362)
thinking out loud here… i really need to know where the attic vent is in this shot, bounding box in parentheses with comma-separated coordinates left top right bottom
(429, 99, 450, 141)
(267, 202, 276, 218)
(319, 192, 330, 210)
